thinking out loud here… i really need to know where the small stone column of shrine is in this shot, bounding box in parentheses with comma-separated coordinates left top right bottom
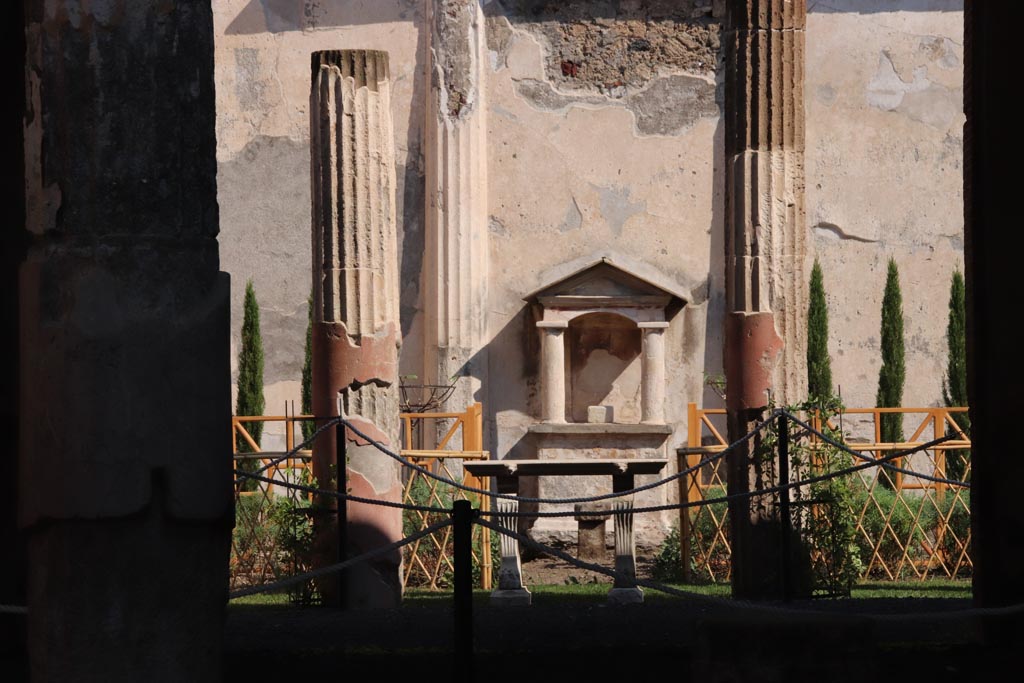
(538, 321, 568, 423)
(310, 50, 403, 608)
(423, 0, 490, 417)
(722, 0, 810, 599)
(640, 322, 669, 424)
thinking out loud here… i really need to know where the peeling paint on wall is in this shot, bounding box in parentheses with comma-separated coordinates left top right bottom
(596, 185, 646, 236)
(495, 0, 720, 94)
(559, 197, 583, 233)
(234, 48, 266, 110)
(513, 73, 717, 136)
(626, 74, 718, 136)
(434, 0, 477, 120)
(867, 51, 962, 129)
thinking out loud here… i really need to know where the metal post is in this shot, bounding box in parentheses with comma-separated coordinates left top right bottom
(336, 421, 347, 608)
(453, 499, 475, 682)
(778, 413, 792, 602)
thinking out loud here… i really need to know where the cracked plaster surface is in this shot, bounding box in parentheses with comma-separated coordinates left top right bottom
(494, 11, 719, 137)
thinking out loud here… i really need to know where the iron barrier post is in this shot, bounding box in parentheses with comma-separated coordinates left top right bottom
(453, 499, 475, 682)
(336, 421, 347, 607)
(778, 413, 793, 602)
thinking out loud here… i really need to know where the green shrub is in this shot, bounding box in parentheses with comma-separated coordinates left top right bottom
(651, 523, 685, 583)
(804, 451, 863, 596)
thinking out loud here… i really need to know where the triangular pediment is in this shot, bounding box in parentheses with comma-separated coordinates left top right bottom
(525, 255, 689, 304)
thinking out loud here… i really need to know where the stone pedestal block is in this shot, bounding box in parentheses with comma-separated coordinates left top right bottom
(574, 502, 611, 562)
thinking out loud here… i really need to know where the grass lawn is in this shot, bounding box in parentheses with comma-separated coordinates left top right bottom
(229, 578, 971, 608)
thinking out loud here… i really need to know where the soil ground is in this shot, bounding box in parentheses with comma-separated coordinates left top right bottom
(519, 541, 663, 586)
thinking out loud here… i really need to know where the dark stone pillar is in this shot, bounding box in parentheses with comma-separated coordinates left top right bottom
(965, 3, 1024, 609)
(1, 1, 28, 678)
(20, 3, 231, 680)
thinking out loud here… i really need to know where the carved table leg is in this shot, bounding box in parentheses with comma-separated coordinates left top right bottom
(609, 474, 644, 605)
(490, 494, 531, 606)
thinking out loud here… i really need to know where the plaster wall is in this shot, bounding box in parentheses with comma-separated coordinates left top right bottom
(805, 1, 964, 440)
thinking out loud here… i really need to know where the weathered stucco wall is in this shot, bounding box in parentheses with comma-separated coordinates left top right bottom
(805, 1, 964, 438)
(214, 0, 426, 448)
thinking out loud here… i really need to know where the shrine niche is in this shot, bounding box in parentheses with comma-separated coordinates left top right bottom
(522, 255, 689, 542)
(526, 255, 687, 429)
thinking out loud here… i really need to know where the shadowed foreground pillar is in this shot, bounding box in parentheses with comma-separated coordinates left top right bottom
(310, 50, 404, 608)
(966, 3, 1024, 609)
(722, 0, 810, 599)
(20, 2, 231, 679)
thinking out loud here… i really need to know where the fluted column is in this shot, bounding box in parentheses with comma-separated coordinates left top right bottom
(640, 322, 669, 424)
(423, 0, 489, 418)
(538, 321, 568, 423)
(723, 0, 809, 600)
(310, 50, 403, 608)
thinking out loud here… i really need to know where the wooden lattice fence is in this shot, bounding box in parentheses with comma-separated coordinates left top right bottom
(679, 404, 972, 584)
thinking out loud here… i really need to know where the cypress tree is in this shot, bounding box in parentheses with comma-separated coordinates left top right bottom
(236, 279, 266, 453)
(876, 259, 905, 488)
(807, 259, 833, 404)
(942, 269, 969, 481)
(301, 293, 314, 442)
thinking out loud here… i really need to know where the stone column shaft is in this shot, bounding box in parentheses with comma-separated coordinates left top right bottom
(640, 323, 669, 424)
(310, 50, 403, 608)
(538, 322, 568, 423)
(424, 0, 489, 417)
(722, 0, 809, 600)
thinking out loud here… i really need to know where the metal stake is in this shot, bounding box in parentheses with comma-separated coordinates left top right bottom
(778, 413, 792, 602)
(336, 421, 347, 608)
(453, 499, 475, 682)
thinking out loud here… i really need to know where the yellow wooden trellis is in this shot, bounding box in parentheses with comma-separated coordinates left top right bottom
(400, 403, 493, 591)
